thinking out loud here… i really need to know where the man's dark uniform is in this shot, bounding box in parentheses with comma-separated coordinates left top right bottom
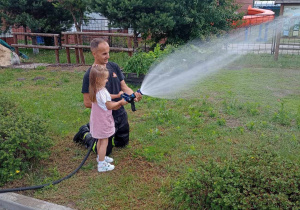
(74, 62, 130, 155)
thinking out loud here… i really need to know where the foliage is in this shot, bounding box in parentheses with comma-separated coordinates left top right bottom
(90, 0, 175, 43)
(53, 0, 90, 32)
(0, 0, 73, 33)
(165, 0, 243, 44)
(0, 96, 52, 186)
(123, 44, 175, 76)
(171, 149, 300, 209)
(90, 0, 243, 44)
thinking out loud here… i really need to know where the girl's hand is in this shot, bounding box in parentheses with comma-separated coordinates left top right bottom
(118, 91, 124, 98)
(120, 98, 128, 106)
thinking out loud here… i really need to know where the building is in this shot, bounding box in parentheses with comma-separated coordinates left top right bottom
(275, 0, 300, 36)
(274, 0, 300, 60)
(236, 0, 254, 13)
(254, 1, 281, 16)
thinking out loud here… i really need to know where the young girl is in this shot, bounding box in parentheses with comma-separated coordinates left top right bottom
(89, 64, 127, 172)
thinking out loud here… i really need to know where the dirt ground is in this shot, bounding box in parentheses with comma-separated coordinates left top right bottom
(9, 62, 90, 72)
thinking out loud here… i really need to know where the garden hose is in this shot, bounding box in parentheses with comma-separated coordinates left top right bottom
(0, 139, 96, 193)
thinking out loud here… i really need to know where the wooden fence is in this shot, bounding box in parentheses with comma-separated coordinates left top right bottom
(11, 32, 60, 63)
(11, 32, 135, 64)
(61, 31, 134, 64)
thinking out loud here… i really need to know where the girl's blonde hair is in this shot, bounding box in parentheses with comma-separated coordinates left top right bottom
(89, 65, 109, 102)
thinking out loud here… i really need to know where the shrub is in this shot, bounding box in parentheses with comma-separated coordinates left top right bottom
(171, 149, 300, 209)
(0, 97, 53, 186)
(123, 44, 175, 76)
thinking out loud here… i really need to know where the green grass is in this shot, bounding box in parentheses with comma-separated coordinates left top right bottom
(0, 53, 299, 209)
(20, 48, 130, 68)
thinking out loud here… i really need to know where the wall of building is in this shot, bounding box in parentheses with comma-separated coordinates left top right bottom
(236, 0, 254, 13)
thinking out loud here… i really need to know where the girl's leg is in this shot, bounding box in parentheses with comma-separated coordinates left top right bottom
(97, 138, 108, 162)
(97, 138, 114, 172)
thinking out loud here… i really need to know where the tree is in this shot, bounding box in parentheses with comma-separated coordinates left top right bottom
(0, 0, 73, 34)
(90, 0, 176, 46)
(90, 0, 243, 45)
(165, 0, 243, 44)
(53, 0, 90, 32)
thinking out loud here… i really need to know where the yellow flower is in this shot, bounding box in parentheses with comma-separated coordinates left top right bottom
(251, 157, 254, 159)
(16, 170, 20, 174)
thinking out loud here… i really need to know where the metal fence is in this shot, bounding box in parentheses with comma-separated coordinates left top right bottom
(225, 18, 300, 55)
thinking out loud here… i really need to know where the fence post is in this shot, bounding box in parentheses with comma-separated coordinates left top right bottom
(78, 34, 85, 64)
(13, 34, 19, 55)
(65, 34, 71, 64)
(54, 35, 60, 63)
(74, 34, 80, 64)
(127, 36, 133, 57)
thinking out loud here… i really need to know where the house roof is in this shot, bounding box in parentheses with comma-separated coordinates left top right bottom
(275, 0, 300, 4)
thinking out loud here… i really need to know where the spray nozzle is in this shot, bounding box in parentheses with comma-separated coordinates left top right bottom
(137, 89, 143, 95)
(121, 89, 143, 112)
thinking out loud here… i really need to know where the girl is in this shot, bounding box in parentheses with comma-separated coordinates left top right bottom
(89, 64, 127, 172)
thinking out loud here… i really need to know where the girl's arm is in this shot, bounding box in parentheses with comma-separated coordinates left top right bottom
(110, 91, 123, 100)
(106, 99, 128, 110)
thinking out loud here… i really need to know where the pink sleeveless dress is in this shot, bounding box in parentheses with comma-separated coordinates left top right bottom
(90, 88, 115, 139)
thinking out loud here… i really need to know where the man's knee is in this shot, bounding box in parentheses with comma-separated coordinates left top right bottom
(114, 122, 129, 147)
(106, 137, 113, 156)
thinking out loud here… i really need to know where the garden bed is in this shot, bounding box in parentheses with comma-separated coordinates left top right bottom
(123, 72, 145, 85)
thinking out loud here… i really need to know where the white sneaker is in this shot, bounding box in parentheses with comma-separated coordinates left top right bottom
(97, 155, 114, 163)
(98, 162, 115, 172)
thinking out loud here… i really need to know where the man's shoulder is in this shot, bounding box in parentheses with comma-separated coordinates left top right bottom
(107, 61, 120, 70)
(84, 66, 92, 76)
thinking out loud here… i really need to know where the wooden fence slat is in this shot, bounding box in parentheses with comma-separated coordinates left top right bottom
(62, 44, 134, 52)
(61, 32, 134, 37)
(54, 36, 59, 63)
(12, 32, 59, 37)
(65, 34, 71, 64)
(74, 35, 80, 64)
(11, 44, 60, 50)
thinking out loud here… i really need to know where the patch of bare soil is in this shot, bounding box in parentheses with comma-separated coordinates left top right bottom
(46, 64, 90, 72)
(8, 62, 90, 72)
(2, 134, 169, 209)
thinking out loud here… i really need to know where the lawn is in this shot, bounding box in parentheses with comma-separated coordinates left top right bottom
(20, 48, 130, 68)
(0, 53, 299, 209)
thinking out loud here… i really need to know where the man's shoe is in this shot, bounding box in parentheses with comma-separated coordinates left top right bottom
(73, 124, 89, 144)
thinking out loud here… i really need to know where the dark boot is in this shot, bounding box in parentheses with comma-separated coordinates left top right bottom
(73, 124, 90, 144)
(83, 133, 113, 156)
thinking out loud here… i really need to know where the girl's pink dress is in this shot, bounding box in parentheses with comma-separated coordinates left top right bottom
(90, 88, 115, 139)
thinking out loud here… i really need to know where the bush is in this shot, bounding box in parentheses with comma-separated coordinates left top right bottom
(171, 149, 300, 209)
(0, 97, 53, 186)
(123, 44, 175, 76)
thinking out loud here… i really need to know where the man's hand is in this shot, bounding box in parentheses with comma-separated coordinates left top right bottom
(134, 91, 142, 102)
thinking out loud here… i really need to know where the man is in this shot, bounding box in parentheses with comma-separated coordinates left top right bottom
(74, 38, 142, 155)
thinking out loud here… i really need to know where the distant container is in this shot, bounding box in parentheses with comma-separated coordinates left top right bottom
(254, 1, 281, 16)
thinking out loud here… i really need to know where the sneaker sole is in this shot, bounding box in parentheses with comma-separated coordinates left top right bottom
(98, 166, 115, 172)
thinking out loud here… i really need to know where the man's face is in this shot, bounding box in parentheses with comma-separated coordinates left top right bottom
(93, 42, 110, 65)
